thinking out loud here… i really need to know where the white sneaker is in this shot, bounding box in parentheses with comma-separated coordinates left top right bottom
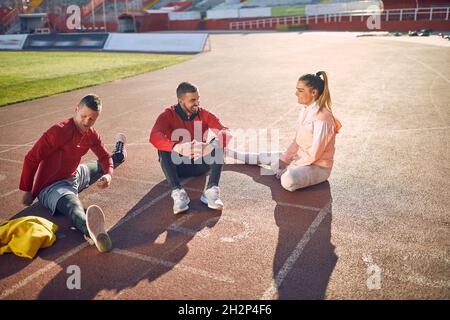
(86, 205, 113, 253)
(171, 188, 190, 214)
(200, 186, 224, 210)
(113, 133, 127, 164)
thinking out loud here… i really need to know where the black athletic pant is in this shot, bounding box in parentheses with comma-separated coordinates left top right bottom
(158, 148, 224, 191)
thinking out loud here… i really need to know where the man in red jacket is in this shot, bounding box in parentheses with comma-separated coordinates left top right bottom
(19, 94, 127, 253)
(150, 82, 232, 214)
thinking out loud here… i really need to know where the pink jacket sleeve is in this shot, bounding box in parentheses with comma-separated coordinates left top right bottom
(279, 128, 300, 163)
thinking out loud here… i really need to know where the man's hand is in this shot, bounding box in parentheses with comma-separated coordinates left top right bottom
(192, 140, 215, 161)
(97, 174, 112, 189)
(173, 141, 196, 159)
(22, 191, 33, 206)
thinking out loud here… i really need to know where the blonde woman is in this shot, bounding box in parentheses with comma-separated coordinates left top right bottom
(227, 71, 342, 191)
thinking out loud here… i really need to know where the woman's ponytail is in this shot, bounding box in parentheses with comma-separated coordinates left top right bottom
(316, 71, 332, 114)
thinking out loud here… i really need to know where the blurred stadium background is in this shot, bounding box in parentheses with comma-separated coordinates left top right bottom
(0, 0, 449, 34)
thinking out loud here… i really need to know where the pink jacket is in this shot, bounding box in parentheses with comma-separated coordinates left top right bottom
(280, 101, 342, 169)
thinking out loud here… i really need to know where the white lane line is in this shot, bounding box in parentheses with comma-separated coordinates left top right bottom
(428, 77, 446, 126)
(0, 157, 22, 164)
(389, 126, 450, 133)
(406, 54, 450, 84)
(260, 200, 332, 300)
(112, 248, 235, 284)
(0, 178, 191, 300)
(167, 214, 198, 237)
(113, 176, 166, 186)
(0, 144, 32, 147)
(0, 189, 19, 198)
(276, 202, 321, 212)
(0, 109, 68, 129)
(0, 141, 34, 154)
(0, 243, 89, 300)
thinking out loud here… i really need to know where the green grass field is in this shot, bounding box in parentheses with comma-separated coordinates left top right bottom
(0, 51, 192, 107)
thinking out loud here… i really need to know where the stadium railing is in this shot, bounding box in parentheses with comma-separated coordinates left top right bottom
(229, 6, 450, 30)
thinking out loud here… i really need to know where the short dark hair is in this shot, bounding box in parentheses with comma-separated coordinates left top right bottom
(176, 82, 198, 99)
(79, 94, 102, 112)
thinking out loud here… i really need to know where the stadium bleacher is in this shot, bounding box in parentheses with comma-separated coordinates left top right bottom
(35, 0, 92, 13)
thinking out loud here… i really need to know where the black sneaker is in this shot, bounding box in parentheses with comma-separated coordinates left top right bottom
(112, 133, 127, 165)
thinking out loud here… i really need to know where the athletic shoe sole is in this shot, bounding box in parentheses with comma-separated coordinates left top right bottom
(86, 205, 113, 253)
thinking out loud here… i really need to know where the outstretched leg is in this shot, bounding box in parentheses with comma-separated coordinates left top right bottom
(55, 194, 89, 236)
(225, 149, 282, 166)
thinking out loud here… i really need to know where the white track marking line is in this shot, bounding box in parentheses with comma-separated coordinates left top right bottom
(0, 141, 34, 154)
(261, 200, 332, 300)
(0, 189, 19, 198)
(276, 202, 321, 212)
(0, 109, 69, 129)
(0, 157, 22, 164)
(0, 144, 32, 147)
(406, 54, 450, 84)
(428, 77, 446, 126)
(389, 126, 450, 133)
(112, 248, 235, 284)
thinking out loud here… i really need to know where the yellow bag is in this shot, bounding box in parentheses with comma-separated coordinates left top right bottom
(0, 216, 58, 259)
